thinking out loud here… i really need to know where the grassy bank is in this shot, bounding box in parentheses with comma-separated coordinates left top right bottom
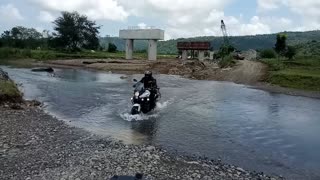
(0, 47, 176, 67)
(0, 79, 22, 103)
(262, 56, 320, 91)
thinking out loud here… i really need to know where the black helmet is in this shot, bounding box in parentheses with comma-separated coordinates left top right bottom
(144, 70, 152, 78)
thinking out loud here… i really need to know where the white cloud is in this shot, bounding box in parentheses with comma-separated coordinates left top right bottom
(238, 16, 271, 35)
(117, 0, 287, 38)
(24, 0, 320, 39)
(30, 0, 128, 21)
(38, 11, 55, 23)
(257, 0, 281, 12)
(285, 0, 320, 28)
(257, 0, 320, 30)
(0, 4, 23, 22)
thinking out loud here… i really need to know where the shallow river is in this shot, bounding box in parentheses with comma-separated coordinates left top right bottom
(3, 67, 320, 179)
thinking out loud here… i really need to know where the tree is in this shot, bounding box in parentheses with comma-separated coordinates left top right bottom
(0, 27, 43, 48)
(218, 44, 235, 58)
(52, 11, 100, 51)
(274, 34, 287, 56)
(285, 46, 296, 60)
(108, 43, 117, 52)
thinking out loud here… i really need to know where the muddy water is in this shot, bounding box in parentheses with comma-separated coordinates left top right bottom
(3, 67, 320, 180)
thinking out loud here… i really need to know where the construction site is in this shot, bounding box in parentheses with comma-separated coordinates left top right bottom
(46, 20, 263, 85)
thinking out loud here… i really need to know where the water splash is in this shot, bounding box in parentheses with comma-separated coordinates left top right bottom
(155, 98, 175, 110)
(120, 99, 174, 121)
(120, 113, 159, 122)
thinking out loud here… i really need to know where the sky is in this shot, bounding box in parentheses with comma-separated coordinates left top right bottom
(0, 0, 319, 40)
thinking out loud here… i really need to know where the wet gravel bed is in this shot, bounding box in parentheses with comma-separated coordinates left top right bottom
(0, 106, 284, 180)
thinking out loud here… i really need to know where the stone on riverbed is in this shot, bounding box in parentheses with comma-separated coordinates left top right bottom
(31, 67, 54, 73)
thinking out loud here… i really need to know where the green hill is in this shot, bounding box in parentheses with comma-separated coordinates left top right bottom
(100, 30, 320, 55)
(295, 40, 320, 56)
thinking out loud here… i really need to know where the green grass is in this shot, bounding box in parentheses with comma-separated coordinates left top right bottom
(0, 48, 176, 67)
(0, 47, 32, 60)
(276, 68, 320, 77)
(261, 59, 286, 71)
(0, 80, 22, 103)
(262, 56, 320, 91)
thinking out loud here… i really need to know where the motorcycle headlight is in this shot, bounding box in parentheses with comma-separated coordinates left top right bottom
(135, 92, 139, 97)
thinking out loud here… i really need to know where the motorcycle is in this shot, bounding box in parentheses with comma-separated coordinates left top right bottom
(130, 79, 160, 115)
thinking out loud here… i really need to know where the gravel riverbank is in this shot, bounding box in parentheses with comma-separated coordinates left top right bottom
(0, 105, 283, 180)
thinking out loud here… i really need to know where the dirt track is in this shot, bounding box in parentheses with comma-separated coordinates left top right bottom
(44, 59, 268, 85)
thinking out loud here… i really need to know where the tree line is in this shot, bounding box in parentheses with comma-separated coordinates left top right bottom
(0, 11, 117, 52)
(260, 34, 297, 60)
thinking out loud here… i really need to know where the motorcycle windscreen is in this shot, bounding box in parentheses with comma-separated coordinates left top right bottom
(133, 82, 144, 92)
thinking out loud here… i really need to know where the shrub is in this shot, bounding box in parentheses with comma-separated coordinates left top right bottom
(285, 46, 296, 60)
(0, 80, 23, 103)
(260, 49, 276, 59)
(218, 55, 235, 68)
(108, 43, 117, 53)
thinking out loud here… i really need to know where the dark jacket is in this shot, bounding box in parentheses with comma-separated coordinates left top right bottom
(140, 76, 158, 89)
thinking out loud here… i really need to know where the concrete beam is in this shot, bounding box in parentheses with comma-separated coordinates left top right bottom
(182, 50, 188, 60)
(126, 39, 134, 60)
(120, 29, 164, 40)
(148, 40, 157, 61)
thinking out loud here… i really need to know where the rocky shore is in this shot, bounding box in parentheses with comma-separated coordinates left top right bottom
(0, 105, 284, 180)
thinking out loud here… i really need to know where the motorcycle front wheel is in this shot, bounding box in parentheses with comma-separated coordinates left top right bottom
(131, 106, 140, 115)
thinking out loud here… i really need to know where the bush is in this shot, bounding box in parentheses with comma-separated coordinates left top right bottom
(108, 43, 117, 53)
(135, 49, 147, 53)
(260, 49, 276, 59)
(285, 46, 296, 60)
(0, 80, 23, 103)
(218, 55, 235, 68)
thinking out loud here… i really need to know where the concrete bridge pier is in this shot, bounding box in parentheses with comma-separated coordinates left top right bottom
(198, 51, 205, 61)
(119, 29, 164, 61)
(148, 40, 157, 61)
(126, 39, 134, 60)
(182, 50, 188, 60)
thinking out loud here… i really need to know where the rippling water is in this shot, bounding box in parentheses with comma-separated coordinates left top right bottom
(3, 67, 320, 180)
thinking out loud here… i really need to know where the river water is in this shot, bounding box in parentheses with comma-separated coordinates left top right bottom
(3, 67, 320, 179)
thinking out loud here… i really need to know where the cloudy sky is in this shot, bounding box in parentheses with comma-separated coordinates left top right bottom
(0, 0, 319, 39)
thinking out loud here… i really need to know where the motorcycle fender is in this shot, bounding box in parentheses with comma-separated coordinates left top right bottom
(133, 104, 141, 112)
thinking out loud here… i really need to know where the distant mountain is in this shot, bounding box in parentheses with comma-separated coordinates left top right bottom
(100, 30, 320, 55)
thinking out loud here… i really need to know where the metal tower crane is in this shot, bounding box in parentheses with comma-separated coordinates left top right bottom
(220, 20, 244, 60)
(221, 20, 229, 46)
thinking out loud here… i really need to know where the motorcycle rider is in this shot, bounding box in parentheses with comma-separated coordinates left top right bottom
(140, 71, 159, 103)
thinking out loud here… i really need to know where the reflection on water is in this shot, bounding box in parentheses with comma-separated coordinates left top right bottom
(3, 66, 320, 180)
